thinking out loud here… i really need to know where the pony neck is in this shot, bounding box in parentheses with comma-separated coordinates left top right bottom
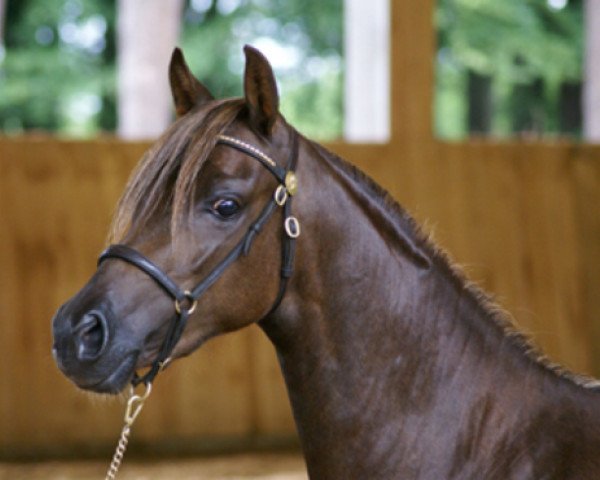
(259, 140, 600, 478)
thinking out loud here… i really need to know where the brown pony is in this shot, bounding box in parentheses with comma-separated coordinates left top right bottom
(52, 46, 600, 479)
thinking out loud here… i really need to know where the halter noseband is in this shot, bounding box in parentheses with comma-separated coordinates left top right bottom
(98, 131, 300, 387)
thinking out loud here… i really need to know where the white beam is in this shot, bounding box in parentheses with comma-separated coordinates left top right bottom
(344, 0, 390, 142)
(584, 0, 600, 142)
(117, 0, 185, 140)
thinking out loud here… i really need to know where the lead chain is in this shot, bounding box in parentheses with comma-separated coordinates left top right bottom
(105, 424, 131, 480)
(105, 383, 152, 480)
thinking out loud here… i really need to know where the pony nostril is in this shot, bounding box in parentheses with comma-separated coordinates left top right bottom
(73, 311, 108, 361)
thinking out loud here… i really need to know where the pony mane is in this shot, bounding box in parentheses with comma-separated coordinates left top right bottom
(313, 141, 600, 391)
(107, 96, 599, 391)
(109, 99, 245, 242)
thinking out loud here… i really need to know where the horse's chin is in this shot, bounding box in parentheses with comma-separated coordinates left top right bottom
(137, 329, 214, 369)
(76, 352, 139, 395)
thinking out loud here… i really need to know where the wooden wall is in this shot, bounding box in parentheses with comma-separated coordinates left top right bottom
(1, 137, 599, 457)
(1, 0, 599, 459)
(0, 138, 290, 457)
(303, 141, 600, 377)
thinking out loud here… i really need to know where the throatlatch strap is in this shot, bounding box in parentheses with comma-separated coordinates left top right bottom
(132, 309, 190, 386)
(261, 132, 299, 318)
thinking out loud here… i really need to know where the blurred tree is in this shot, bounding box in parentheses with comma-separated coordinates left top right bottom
(0, 0, 116, 135)
(179, 0, 343, 140)
(436, 0, 583, 139)
(583, 0, 600, 140)
(0, 0, 343, 139)
(0, 0, 588, 142)
(0, 0, 6, 44)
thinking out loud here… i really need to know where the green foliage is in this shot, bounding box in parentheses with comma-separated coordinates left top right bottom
(438, 0, 582, 81)
(4, 0, 580, 141)
(0, 0, 116, 135)
(0, 0, 342, 139)
(435, 0, 583, 139)
(180, 0, 343, 139)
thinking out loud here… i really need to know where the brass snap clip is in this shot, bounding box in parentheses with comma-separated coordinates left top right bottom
(124, 382, 152, 426)
(274, 184, 288, 206)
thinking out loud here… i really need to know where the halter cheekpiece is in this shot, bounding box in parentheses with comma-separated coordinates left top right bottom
(98, 131, 300, 387)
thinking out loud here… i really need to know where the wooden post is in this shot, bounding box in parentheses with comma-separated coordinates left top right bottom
(344, 0, 390, 142)
(389, 0, 435, 144)
(584, 0, 600, 142)
(117, 0, 185, 139)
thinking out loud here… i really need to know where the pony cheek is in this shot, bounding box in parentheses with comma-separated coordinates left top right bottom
(168, 329, 213, 360)
(189, 293, 265, 340)
(162, 312, 226, 361)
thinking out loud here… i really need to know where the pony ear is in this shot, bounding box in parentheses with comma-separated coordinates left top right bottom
(169, 48, 214, 117)
(243, 45, 279, 135)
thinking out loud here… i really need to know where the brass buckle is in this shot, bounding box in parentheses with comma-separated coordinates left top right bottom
(284, 216, 301, 238)
(274, 184, 288, 206)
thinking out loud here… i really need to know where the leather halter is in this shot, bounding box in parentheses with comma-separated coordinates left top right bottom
(98, 131, 300, 386)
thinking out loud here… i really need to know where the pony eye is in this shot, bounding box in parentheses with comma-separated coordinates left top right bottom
(213, 198, 240, 218)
